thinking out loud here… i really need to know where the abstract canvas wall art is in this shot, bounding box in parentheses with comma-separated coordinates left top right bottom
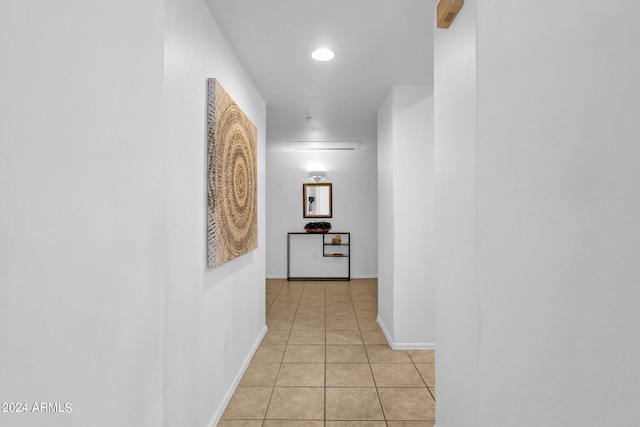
(207, 79, 258, 268)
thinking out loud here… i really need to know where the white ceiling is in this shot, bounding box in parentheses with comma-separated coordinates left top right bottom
(205, 0, 434, 150)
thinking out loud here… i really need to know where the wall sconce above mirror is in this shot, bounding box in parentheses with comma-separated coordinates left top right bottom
(308, 171, 326, 182)
(303, 183, 332, 218)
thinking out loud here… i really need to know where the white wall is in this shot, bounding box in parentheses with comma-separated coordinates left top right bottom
(0, 1, 266, 427)
(288, 233, 351, 279)
(377, 87, 435, 348)
(434, 1, 479, 425)
(435, 1, 640, 426)
(377, 96, 395, 334)
(164, 1, 266, 426)
(0, 1, 165, 426)
(266, 149, 378, 279)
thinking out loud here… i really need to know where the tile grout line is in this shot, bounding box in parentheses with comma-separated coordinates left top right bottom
(260, 280, 283, 424)
(261, 280, 285, 424)
(263, 280, 303, 424)
(365, 279, 390, 425)
(324, 280, 327, 427)
(371, 277, 394, 427)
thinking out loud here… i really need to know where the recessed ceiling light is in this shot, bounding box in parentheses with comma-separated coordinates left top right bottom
(311, 48, 335, 61)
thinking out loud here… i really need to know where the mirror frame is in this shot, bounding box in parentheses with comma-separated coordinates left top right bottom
(303, 183, 332, 218)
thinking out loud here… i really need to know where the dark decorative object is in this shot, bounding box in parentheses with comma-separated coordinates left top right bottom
(304, 221, 332, 233)
(207, 78, 258, 268)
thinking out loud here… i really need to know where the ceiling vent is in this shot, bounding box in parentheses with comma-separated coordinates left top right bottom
(286, 141, 361, 151)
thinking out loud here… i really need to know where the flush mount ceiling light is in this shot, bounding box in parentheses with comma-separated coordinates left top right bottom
(286, 141, 361, 151)
(311, 48, 335, 61)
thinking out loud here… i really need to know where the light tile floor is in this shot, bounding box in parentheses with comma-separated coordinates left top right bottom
(220, 279, 435, 427)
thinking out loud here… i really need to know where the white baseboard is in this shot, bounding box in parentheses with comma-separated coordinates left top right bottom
(377, 316, 436, 350)
(208, 325, 268, 427)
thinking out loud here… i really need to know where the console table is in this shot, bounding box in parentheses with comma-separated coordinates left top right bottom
(287, 232, 350, 281)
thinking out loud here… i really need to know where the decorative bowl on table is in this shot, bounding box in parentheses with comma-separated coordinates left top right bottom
(304, 222, 331, 233)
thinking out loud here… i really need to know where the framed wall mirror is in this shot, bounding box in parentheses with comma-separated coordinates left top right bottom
(303, 183, 332, 218)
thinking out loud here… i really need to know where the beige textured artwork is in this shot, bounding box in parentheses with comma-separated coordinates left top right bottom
(207, 79, 258, 268)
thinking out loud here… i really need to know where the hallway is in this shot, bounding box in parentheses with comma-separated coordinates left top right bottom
(219, 279, 435, 426)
